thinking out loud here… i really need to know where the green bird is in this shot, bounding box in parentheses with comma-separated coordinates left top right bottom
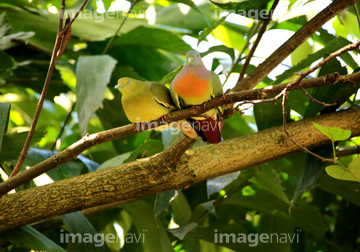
(170, 50, 224, 144)
(115, 77, 199, 139)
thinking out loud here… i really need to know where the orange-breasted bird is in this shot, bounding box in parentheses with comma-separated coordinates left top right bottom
(170, 50, 224, 144)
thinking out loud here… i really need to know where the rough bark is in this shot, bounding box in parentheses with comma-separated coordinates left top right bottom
(1, 106, 360, 233)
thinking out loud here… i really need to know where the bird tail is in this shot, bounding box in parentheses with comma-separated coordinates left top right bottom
(195, 116, 222, 144)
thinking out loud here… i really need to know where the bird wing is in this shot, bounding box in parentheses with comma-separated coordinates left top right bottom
(149, 82, 177, 110)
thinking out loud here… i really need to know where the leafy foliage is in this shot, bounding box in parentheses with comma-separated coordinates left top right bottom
(0, 0, 360, 251)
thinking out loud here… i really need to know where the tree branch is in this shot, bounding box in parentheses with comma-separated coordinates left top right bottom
(233, 0, 358, 92)
(1, 106, 360, 232)
(0, 71, 359, 196)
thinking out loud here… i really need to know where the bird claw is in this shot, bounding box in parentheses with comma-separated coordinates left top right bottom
(160, 115, 166, 122)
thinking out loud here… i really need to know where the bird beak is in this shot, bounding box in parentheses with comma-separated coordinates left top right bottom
(187, 56, 194, 65)
(115, 84, 121, 89)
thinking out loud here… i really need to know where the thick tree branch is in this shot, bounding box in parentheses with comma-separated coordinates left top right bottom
(0, 71, 359, 196)
(0, 107, 360, 232)
(234, 0, 358, 92)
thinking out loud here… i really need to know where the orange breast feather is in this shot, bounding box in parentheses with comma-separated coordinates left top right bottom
(174, 72, 209, 98)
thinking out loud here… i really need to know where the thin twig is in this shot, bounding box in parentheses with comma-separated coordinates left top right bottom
(9, 0, 66, 178)
(9, 0, 89, 178)
(298, 83, 337, 107)
(224, 21, 261, 83)
(238, 0, 279, 81)
(59, 0, 89, 36)
(353, 4, 360, 33)
(285, 41, 360, 105)
(292, 41, 360, 87)
(102, 0, 140, 55)
(51, 102, 76, 151)
(281, 90, 335, 163)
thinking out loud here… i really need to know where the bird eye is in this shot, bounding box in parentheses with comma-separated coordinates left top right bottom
(127, 80, 131, 84)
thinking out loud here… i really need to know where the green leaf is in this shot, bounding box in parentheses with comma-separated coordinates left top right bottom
(207, 171, 240, 198)
(169, 0, 204, 16)
(97, 94, 137, 154)
(0, 50, 15, 82)
(97, 152, 132, 171)
(77, 155, 99, 172)
(258, 215, 295, 252)
(198, 16, 226, 45)
(254, 101, 291, 131)
(155, 3, 217, 32)
(188, 224, 261, 251)
(291, 39, 313, 66)
(122, 200, 174, 252)
(159, 65, 183, 85)
(319, 171, 360, 206)
(313, 122, 351, 142)
(199, 201, 217, 216)
(124, 139, 164, 163)
(0, 132, 45, 163)
(211, 22, 248, 51)
(291, 146, 331, 205)
(251, 167, 290, 204)
(86, 208, 124, 251)
(325, 157, 360, 183)
(76, 55, 117, 136)
(62, 211, 111, 251)
(223, 187, 328, 236)
(154, 190, 178, 217)
(20, 148, 86, 182)
(272, 38, 351, 85)
(303, 57, 348, 118)
(201, 45, 235, 62)
(0, 11, 9, 38)
(0, 225, 67, 251)
(168, 222, 198, 240)
(222, 113, 255, 140)
(107, 46, 181, 81)
(170, 191, 192, 226)
(0, 103, 10, 155)
(113, 26, 192, 54)
(5, 8, 148, 52)
(7, 56, 70, 100)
